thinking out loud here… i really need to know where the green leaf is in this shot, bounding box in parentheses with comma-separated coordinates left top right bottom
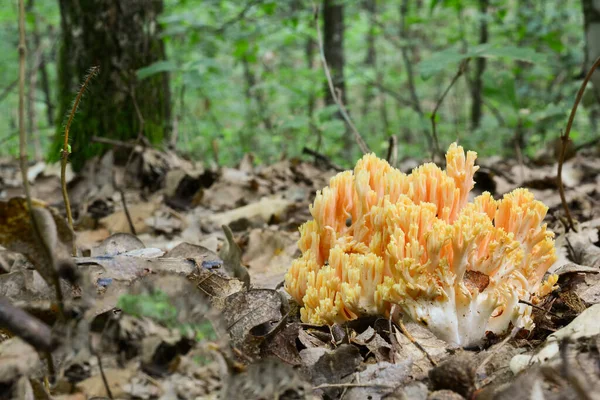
(261, 2, 277, 16)
(418, 44, 547, 79)
(136, 60, 178, 80)
(233, 39, 249, 59)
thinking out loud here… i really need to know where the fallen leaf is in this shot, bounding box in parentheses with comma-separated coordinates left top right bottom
(242, 228, 298, 289)
(0, 198, 73, 285)
(344, 361, 412, 400)
(91, 232, 145, 257)
(209, 197, 291, 228)
(301, 344, 362, 398)
(223, 289, 283, 355)
(0, 338, 40, 383)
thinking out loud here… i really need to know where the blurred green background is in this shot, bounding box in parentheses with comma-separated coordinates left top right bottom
(0, 0, 595, 168)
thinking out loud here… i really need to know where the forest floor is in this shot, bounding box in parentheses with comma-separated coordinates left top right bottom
(0, 143, 599, 400)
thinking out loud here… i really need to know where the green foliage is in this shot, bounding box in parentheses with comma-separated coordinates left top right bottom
(0, 0, 595, 166)
(418, 44, 547, 79)
(117, 290, 217, 342)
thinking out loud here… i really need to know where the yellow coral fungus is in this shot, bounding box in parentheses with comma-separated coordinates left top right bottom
(285, 143, 557, 347)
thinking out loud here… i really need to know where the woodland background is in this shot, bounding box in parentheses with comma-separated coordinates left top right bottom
(0, 0, 598, 168)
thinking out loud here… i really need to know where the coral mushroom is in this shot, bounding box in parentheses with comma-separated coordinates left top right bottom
(285, 143, 557, 346)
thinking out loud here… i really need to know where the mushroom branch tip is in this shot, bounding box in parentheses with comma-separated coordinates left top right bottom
(284, 143, 558, 347)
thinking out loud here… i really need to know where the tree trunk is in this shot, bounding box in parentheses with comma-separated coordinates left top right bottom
(362, 0, 376, 118)
(582, 0, 600, 102)
(51, 0, 171, 171)
(323, 0, 352, 156)
(471, 0, 489, 130)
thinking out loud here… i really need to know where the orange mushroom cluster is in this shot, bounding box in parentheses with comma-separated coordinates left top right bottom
(285, 143, 557, 346)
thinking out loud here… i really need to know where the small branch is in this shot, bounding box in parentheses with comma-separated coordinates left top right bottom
(0, 296, 59, 352)
(430, 59, 469, 160)
(313, 383, 394, 390)
(313, 3, 370, 155)
(91, 136, 137, 148)
(302, 147, 344, 171)
(397, 320, 437, 366)
(61, 66, 99, 256)
(95, 353, 113, 399)
(386, 135, 397, 167)
(18, 0, 65, 322)
(557, 56, 600, 231)
(518, 299, 560, 318)
(398, 0, 436, 157)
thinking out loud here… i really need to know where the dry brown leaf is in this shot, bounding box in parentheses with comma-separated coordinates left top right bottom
(242, 228, 299, 289)
(0, 338, 40, 384)
(100, 200, 159, 234)
(209, 197, 291, 228)
(0, 197, 73, 285)
(76, 367, 135, 398)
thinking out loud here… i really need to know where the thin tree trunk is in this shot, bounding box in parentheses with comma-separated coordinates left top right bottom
(242, 55, 273, 134)
(27, 46, 41, 160)
(582, 0, 600, 102)
(323, 0, 352, 156)
(31, 12, 54, 127)
(399, 0, 427, 145)
(25, 0, 41, 159)
(471, 0, 489, 130)
(362, 0, 376, 118)
(305, 36, 321, 148)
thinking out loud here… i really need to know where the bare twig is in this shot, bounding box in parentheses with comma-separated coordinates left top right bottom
(397, 320, 437, 366)
(476, 326, 520, 389)
(386, 135, 398, 167)
(398, 0, 436, 157)
(95, 353, 114, 399)
(61, 66, 99, 256)
(518, 299, 560, 318)
(313, 3, 370, 155)
(302, 147, 344, 171)
(0, 296, 59, 352)
(18, 0, 65, 322)
(430, 59, 469, 160)
(558, 56, 600, 232)
(90, 136, 137, 148)
(313, 383, 395, 390)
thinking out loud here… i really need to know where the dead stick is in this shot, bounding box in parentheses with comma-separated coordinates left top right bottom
(430, 59, 469, 161)
(91, 136, 137, 148)
(313, 3, 370, 155)
(0, 296, 59, 352)
(557, 56, 600, 231)
(17, 0, 65, 323)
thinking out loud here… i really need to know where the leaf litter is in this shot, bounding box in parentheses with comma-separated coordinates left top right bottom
(0, 146, 600, 399)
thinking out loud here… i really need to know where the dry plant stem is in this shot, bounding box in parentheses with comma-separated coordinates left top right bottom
(397, 320, 437, 366)
(0, 296, 58, 352)
(17, 0, 65, 322)
(91, 136, 137, 148)
(313, 4, 370, 155)
(95, 353, 113, 399)
(44, 353, 56, 384)
(518, 299, 560, 318)
(313, 383, 395, 390)
(558, 56, 600, 231)
(114, 85, 148, 236)
(386, 135, 398, 167)
(430, 59, 469, 161)
(61, 66, 99, 256)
